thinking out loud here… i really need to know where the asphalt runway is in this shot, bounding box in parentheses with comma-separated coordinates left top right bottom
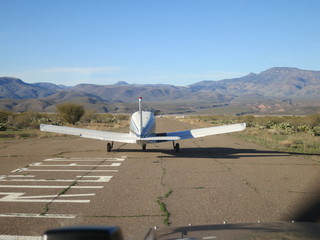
(0, 117, 319, 239)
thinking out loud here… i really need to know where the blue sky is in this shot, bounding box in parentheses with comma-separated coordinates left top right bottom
(1, 0, 319, 86)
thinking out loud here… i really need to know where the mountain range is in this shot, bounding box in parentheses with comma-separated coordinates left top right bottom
(1, 67, 320, 114)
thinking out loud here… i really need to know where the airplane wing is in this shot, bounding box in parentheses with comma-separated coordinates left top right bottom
(163, 123, 246, 140)
(40, 124, 137, 143)
(40, 123, 245, 144)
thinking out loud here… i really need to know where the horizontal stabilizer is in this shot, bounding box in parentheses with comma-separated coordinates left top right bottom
(165, 123, 246, 140)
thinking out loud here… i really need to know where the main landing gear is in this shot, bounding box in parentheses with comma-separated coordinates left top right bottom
(173, 141, 180, 153)
(142, 144, 147, 151)
(107, 142, 114, 152)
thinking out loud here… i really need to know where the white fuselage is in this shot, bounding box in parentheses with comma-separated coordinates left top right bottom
(130, 111, 156, 142)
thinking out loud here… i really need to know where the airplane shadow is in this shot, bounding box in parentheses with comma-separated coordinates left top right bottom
(158, 147, 293, 159)
(114, 146, 317, 159)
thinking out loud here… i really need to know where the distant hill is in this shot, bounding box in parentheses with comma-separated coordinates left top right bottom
(114, 81, 129, 86)
(189, 67, 320, 98)
(32, 82, 69, 91)
(0, 77, 57, 99)
(1, 67, 320, 114)
(70, 83, 230, 102)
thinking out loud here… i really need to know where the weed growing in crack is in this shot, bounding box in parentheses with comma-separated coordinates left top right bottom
(156, 188, 173, 226)
(164, 189, 173, 198)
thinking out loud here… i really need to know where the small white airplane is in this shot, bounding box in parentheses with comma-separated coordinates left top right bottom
(40, 97, 246, 152)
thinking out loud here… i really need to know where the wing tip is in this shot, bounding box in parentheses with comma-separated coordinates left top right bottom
(39, 123, 46, 131)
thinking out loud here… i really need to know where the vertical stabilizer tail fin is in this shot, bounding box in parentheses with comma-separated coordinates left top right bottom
(139, 97, 143, 136)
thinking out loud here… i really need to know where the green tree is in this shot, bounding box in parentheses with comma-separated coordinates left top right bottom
(56, 103, 85, 125)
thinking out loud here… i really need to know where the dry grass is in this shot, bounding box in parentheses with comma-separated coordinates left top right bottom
(174, 115, 320, 159)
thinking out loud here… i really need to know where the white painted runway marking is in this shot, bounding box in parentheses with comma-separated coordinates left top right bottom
(1, 157, 125, 220)
(0, 175, 112, 182)
(79, 176, 113, 182)
(29, 162, 41, 166)
(29, 162, 121, 167)
(11, 168, 28, 173)
(0, 235, 41, 240)
(12, 168, 118, 173)
(0, 175, 35, 178)
(44, 157, 126, 161)
(0, 213, 77, 218)
(0, 192, 95, 203)
(0, 185, 103, 189)
(203, 236, 217, 239)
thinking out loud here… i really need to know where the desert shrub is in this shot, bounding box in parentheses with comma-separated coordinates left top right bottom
(297, 124, 320, 136)
(81, 110, 100, 123)
(274, 122, 294, 130)
(80, 112, 129, 125)
(297, 124, 312, 133)
(56, 103, 85, 125)
(255, 116, 282, 128)
(116, 114, 129, 121)
(279, 138, 302, 148)
(309, 126, 320, 136)
(102, 113, 117, 123)
(0, 111, 13, 131)
(0, 111, 61, 131)
(10, 112, 33, 129)
(8, 111, 53, 129)
(239, 115, 255, 127)
(0, 124, 7, 131)
(304, 113, 320, 127)
(0, 111, 12, 124)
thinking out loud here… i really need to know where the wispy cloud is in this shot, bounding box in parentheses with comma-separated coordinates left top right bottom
(39, 66, 121, 75)
(1, 66, 122, 85)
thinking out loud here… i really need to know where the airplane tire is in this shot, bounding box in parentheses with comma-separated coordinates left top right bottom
(107, 143, 112, 152)
(175, 143, 180, 152)
(142, 144, 147, 150)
